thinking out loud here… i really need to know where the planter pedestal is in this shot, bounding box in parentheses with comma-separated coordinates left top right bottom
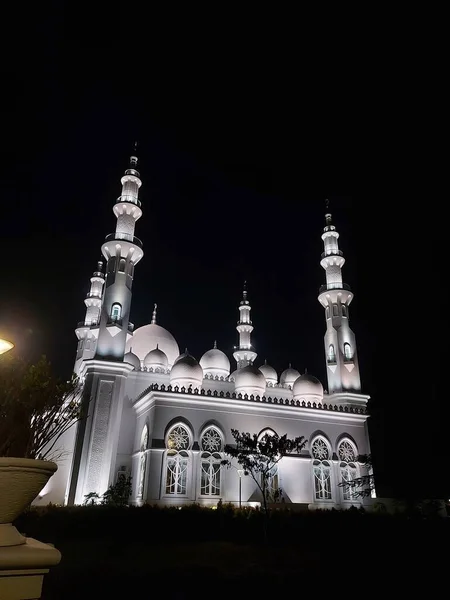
(0, 538, 61, 599)
(0, 458, 61, 598)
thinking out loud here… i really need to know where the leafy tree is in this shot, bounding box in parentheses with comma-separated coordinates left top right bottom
(101, 474, 132, 507)
(338, 454, 375, 498)
(83, 492, 101, 506)
(0, 354, 83, 459)
(223, 429, 307, 516)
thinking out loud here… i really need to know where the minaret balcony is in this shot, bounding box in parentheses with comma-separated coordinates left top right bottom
(104, 232, 143, 249)
(115, 195, 141, 208)
(319, 282, 351, 294)
(321, 250, 343, 259)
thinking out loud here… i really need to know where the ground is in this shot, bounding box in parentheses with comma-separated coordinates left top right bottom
(14, 505, 447, 599)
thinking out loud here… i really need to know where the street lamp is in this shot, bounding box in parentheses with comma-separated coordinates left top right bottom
(237, 469, 244, 509)
(0, 338, 14, 355)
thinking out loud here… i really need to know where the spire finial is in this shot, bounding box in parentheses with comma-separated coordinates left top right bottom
(151, 303, 157, 324)
(130, 141, 138, 167)
(97, 259, 103, 273)
(324, 199, 333, 226)
(243, 280, 248, 301)
(213, 340, 217, 349)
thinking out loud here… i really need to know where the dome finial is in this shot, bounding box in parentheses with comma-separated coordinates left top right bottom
(213, 340, 217, 349)
(151, 303, 157, 324)
(305, 366, 308, 374)
(288, 362, 292, 369)
(264, 358, 267, 365)
(185, 347, 188, 354)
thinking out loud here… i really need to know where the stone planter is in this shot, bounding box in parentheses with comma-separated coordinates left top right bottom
(0, 458, 57, 547)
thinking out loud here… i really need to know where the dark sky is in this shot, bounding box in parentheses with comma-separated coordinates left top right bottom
(1, 14, 443, 499)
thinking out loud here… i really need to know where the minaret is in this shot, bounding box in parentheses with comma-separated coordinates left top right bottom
(318, 206, 361, 393)
(74, 260, 105, 372)
(233, 282, 257, 369)
(95, 151, 144, 360)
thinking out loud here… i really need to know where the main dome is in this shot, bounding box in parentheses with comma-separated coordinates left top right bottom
(200, 346, 230, 377)
(293, 373, 323, 400)
(280, 366, 301, 388)
(126, 324, 179, 367)
(234, 365, 266, 396)
(170, 353, 203, 388)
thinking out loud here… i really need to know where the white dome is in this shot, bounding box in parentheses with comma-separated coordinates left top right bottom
(293, 373, 324, 400)
(280, 366, 301, 388)
(170, 353, 203, 389)
(200, 346, 230, 377)
(259, 362, 278, 385)
(235, 365, 266, 396)
(124, 351, 140, 370)
(126, 324, 179, 367)
(144, 346, 169, 370)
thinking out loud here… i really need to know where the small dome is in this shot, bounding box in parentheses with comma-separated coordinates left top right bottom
(170, 352, 203, 389)
(293, 373, 324, 400)
(126, 324, 179, 366)
(235, 365, 266, 396)
(144, 346, 169, 370)
(280, 366, 301, 388)
(124, 351, 140, 370)
(259, 362, 278, 385)
(200, 345, 230, 377)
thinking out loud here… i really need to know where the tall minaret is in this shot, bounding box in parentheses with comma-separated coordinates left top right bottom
(74, 260, 105, 372)
(95, 150, 144, 360)
(233, 282, 257, 369)
(318, 207, 361, 393)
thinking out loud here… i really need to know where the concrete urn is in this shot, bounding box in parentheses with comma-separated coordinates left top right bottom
(0, 458, 57, 547)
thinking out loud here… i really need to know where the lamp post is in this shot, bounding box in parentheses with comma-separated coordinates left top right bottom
(0, 338, 14, 355)
(237, 469, 244, 509)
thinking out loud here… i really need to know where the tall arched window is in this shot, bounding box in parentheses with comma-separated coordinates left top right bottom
(338, 439, 358, 500)
(111, 303, 121, 321)
(137, 425, 149, 499)
(333, 304, 338, 316)
(328, 344, 336, 363)
(342, 305, 347, 317)
(165, 424, 191, 496)
(344, 343, 352, 361)
(311, 437, 332, 501)
(325, 306, 330, 319)
(200, 427, 223, 496)
(258, 429, 280, 503)
(118, 258, 126, 272)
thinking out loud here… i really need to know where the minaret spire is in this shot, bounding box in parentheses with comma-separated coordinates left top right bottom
(151, 303, 157, 324)
(94, 150, 144, 360)
(233, 281, 257, 369)
(318, 205, 361, 393)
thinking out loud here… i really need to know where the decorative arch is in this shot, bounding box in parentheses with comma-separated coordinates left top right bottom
(337, 437, 359, 501)
(199, 425, 224, 497)
(111, 302, 122, 321)
(257, 427, 278, 441)
(163, 422, 193, 497)
(137, 424, 149, 499)
(310, 435, 333, 501)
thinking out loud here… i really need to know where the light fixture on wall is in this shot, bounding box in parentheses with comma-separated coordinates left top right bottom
(0, 338, 14, 355)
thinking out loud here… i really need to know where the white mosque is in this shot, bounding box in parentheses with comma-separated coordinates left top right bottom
(39, 153, 371, 509)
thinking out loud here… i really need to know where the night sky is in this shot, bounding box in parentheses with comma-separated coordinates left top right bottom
(2, 21, 443, 499)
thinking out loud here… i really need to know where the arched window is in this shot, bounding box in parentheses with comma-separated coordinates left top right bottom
(137, 425, 149, 499)
(200, 427, 223, 496)
(165, 424, 191, 496)
(111, 303, 121, 321)
(118, 258, 126, 273)
(325, 306, 330, 319)
(338, 439, 358, 500)
(342, 305, 347, 317)
(328, 344, 336, 363)
(344, 343, 352, 361)
(333, 304, 338, 316)
(311, 437, 332, 501)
